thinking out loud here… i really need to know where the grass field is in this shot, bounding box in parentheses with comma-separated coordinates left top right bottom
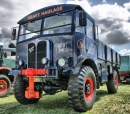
(0, 83, 130, 114)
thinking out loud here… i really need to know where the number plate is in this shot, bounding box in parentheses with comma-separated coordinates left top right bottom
(34, 77, 41, 82)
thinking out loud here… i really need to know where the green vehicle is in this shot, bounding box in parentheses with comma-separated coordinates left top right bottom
(0, 45, 16, 97)
(119, 56, 130, 82)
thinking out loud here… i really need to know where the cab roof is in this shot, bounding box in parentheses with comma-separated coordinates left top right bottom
(18, 4, 94, 24)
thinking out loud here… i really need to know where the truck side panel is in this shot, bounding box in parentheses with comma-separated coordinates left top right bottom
(97, 41, 105, 60)
(106, 46, 112, 62)
(113, 50, 116, 64)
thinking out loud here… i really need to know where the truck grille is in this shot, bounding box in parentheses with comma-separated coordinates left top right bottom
(28, 43, 36, 68)
(28, 40, 49, 69)
(37, 41, 46, 68)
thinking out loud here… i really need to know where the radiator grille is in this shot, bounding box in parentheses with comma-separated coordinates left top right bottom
(28, 43, 36, 68)
(28, 41, 47, 69)
(37, 41, 46, 69)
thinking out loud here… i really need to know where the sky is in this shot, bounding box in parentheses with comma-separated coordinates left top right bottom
(0, 0, 130, 55)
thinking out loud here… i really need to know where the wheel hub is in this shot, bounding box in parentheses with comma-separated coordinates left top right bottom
(0, 80, 7, 92)
(86, 84, 90, 94)
(0, 84, 3, 89)
(114, 76, 118, 87)
(84, 77, 94, 101)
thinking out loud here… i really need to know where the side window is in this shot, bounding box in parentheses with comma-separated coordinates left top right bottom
(86, 18, 94, 40)
(75, 11, 85, 33)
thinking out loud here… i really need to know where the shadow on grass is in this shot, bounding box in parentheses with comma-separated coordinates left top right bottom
(95, 83, 128, 103)
(1, 85, 123, 114)
(120, 82, 130, 85)
(95, 89, 110, 102)
(37, 95, 69, 109)
(0, 92, 81, 114)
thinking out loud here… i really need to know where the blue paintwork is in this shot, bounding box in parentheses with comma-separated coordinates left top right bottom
(11, 4, 121, 86)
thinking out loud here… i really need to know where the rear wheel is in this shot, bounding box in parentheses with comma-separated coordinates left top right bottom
(0, 75, 11, 97)
(68, 66, 96, 112)
(106, 70, 118, 93)
(13, 75, 41, 104)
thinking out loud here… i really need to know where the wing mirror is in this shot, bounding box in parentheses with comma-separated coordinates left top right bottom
(11, 27, 18, 40)
(79, 11, 87, 26)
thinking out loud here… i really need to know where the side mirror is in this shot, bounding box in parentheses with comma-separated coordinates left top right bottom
(95, 25, 99, 40)
(11, 28, 16, 40)
(79, 11, 87, 26)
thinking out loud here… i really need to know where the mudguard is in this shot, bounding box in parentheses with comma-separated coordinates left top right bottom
(70, 59, 87, 76)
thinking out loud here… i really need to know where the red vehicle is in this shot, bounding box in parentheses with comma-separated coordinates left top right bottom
(0, 45, 16, 97)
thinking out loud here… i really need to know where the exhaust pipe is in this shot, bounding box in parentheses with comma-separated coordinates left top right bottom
(43, 85, 62, 94)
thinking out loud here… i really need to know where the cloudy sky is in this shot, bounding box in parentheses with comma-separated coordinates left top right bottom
(0, 0, 130, 55)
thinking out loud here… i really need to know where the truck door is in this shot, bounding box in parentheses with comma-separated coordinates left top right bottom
(74, 11, 86, 63)
(86, 18, 97, 61)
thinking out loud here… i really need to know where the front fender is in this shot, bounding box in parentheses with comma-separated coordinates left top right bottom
(70, 59, 85, 76)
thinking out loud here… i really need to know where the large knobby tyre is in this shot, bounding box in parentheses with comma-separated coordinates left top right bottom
(0, 74, 11, 97)
(68, 66, 96, 112)
(13, 75, 40, 104)
(106, 70, 118, 94)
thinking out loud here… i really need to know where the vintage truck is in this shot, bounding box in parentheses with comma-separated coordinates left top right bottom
(119, 56, 130, 82)
(10, 4, 120, 112)
(0, 45, 16, 97)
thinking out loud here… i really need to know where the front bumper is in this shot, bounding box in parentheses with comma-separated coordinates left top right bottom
(8, 67, 58, 78)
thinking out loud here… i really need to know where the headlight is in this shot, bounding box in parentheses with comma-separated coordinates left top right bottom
(19, 60, 24, 66)
(58, 58, 66, 67)
(41, 57, 48, 65)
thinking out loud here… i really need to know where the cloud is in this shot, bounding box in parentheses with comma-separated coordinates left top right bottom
(66, 0, 92, 12)
(1, 0, 130, 49)
(119, 49, 130, 55)
(0, 0, 63, 27)
(102, 0, 107, 4)
(124, 2, 130, 10)
(0, 27, 13, 47)
(106, 29, 130, 44)
(0, 0, 14, 10)
(0, 34, 3, 41)
(91, 3, 130, 45)
(67, 1, 130, 45)
(1, 27, 12, 38)
(0, 0, 63, 47)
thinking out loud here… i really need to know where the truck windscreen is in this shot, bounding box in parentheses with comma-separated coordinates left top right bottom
(18, 19, 42, 42)
(43, 11, 72, 35)
(18, 11, 72, 42)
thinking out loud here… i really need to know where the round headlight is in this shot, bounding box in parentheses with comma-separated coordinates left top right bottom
(41, 57, 48, 65)
(19, 60, 23, 66)
(58, 58, 66, 67)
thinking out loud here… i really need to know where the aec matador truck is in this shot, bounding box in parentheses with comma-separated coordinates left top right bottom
(9, 4, 120, 112)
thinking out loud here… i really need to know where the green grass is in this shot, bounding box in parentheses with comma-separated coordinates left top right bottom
(1, 84, 130, 114)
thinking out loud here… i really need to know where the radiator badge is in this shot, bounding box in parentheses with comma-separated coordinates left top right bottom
(29, 46, 34, 53)
(77, 39, 84, 50)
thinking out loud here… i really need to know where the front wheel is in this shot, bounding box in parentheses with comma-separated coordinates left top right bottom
(106, 70, 118, 94)
(0, 75, 11, 97)
(13, 75, 40, 104)
(68, 66, 96, 112)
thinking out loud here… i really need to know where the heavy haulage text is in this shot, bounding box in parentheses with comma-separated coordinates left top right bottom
(28, 6, 63, 20)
